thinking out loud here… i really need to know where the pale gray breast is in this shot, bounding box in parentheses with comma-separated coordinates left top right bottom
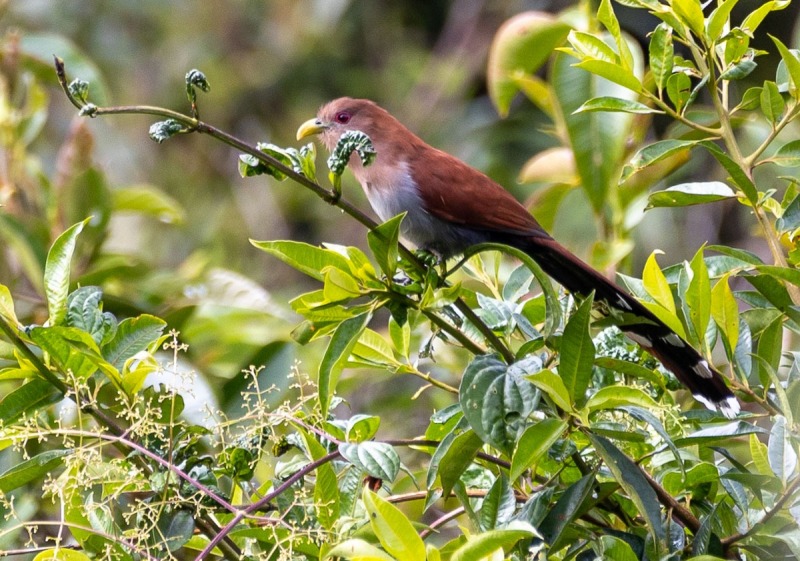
(356, 161, 488, 257)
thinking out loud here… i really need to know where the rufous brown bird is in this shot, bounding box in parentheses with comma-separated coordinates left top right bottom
(297, 97, 739, 418)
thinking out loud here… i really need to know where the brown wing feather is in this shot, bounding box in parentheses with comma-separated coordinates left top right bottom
(410, 144, 549, 238)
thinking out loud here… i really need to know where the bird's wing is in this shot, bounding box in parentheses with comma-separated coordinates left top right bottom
(411, 145, 549, 239)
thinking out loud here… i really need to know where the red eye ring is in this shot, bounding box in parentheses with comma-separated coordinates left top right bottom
(335, 111, 351, 124)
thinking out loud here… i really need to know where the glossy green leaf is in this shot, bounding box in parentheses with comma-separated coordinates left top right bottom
(363, 488, 425, 561)
(479, 475, 515, 531)
(686, 248, 711, 347)
(0, 284, 18, 326)
(323, 267, 361, 303)
(339, 442, 400, 482)
(298, 428, 340, 531)
(318, 312, 371, 418)
(559, 294, 595, 404)
(30, 326, 117, 383)
(0, 378, 62, 425)
(622, 140, 696, 182)
(33, 549, 92, 561)
(45, 219, 89, 326)
(539, 473, 595, 546)
(760, 80, 785, 125)
(768, 416, 798, 484)
(526, 369, 572, 411)
(66, 286, 115, 346)
(707, 0, 739, 41)
(772, 35, 800, 97)
(325, 539, 395, 561)
(430, 422, 483, 498)
(666, 72, 691, 113)
(646, 181, 736, 209)
(770, 140, 800, 167)
(697, 141, 759, 203)
(672, 0, 705, 38)
(597, 535, 638, 561)
(450, 526, 536, 561)
(345, 414, 381, 442)
(367, 213, 404, 278)
(0, 449, 71, 493)
(575, 96, 661, 114)
(585, 386, 659, 413)
(642, 251, 675, 314)
(251, 240, 353, 282)
(510, 418, 567, 480)
(573, 59, 642, 92)
(597, 0, 633, 69)
(102, 314, 166, 371)
(567, 31, 618, 63)
(711, 274, 739, 352)
(649, 23, 673, 92)
(675, 421, 766, 446)
(743, 2, 790, 36)
(590, 435, 666, 548)
(459, 354, 539, 454)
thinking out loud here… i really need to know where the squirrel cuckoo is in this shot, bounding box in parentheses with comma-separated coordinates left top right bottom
(297, 97, 739, 418)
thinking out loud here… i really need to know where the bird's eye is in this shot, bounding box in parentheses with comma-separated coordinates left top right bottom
(335, 111, 351, 124)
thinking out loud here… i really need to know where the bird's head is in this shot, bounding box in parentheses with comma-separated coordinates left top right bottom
(296, 97, 394, 151)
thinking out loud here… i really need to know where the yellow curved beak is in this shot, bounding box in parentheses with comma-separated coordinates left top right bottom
(296, 118, 328, 141)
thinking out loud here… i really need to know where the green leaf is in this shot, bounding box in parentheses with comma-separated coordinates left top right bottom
(45, 219, 89, 326)
(539, 473, 595, 546)
(768, 416, 798, 484)
(325, 539, 396, 561)
(666, 72, 691, 113)
(318, 312, 371, 418)
(559, 294, 595, 404)
(649, 23, 673, 92)
(362, 488, 425, 561)
(479, 476, 516, 531)
(367, 214, 404, 278)
(102, 314, 166, 371)
(0, 284, 18, 327)
(323, 267, 361, 303)
(33, 549, 92, 561)
(642, 251, 675, 314)
(553, 45, 641, 212)
(686, 247, 711, 347)
(487, 13, 571, 116)
(597, 0, 633, 69)
(585, 386, 659, 413)
(771, 35, 800, 97)
(622, 140, 696, 182)
(743, 2, 790, 36)
(711, 274, 739, 352)
(251, 240, 353, 282)
(526, 369, 572, 411)
(328, 131, 376, 175)
(450, 527, 536, 561)
(672, 0, 706, 38)
(646, 181, 736, 209)
(575, 96, 661, 114)
(573, 59, 643, 92)
(0, 449, 71, 493)
(597, 535, 639, 561)
(0, 378, 62, 425)
(770, 140, 800, 167)
(339, 442, 400, 482)
(156, 509, 194, 552)
(431, 423, 484, 499)
(697, 141, 759, 203)
(760, 80, 785, 125)
(30, 326, 117, 382)
(567, 31, 619, 63)
(510, 419, 567, 480)
(345, 414, 381, 442)
(589, 435, 666, 548)
(459, 354, 539, 454)
(66, 286, 116, 346)
(707, 0, 739, 41)
(298, 428, 339, 531)
(112, 184, 185, 224)
(750, 432, 772, 476)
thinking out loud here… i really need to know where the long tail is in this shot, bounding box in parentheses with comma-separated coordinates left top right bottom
(511, 234, 739, 418)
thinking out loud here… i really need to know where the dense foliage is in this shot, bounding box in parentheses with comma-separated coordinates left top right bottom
(0, 1, 798, 560)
